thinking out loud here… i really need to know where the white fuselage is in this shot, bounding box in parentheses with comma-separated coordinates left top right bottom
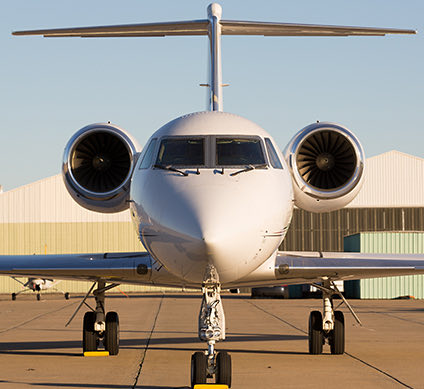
(130, 111, 294, 284)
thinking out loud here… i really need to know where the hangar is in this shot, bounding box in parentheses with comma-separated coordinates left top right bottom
(281, 150, 424, 252)
(0, 150, 423, 296)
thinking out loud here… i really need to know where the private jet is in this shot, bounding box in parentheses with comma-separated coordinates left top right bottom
(3, 3, 422, 387)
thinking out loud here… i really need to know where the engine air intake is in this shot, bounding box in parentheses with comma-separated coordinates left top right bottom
(71, 131, 131, 193)
(284, 122, 365, 212)
(62, 123, 140, 213)
(296, 130, 356, 190)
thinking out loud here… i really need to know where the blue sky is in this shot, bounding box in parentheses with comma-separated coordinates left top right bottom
(1, 0, 423, 191)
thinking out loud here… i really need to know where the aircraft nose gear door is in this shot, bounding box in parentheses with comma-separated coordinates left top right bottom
(191, 265, 232, 388)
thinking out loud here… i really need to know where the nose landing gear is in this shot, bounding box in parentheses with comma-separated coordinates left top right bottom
(190, 265, 232, 388)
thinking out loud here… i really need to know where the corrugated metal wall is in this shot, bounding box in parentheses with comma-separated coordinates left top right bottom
(281, 207, 424, 252)
(344, 232, 424, 299)
(0, 221, 184, 294)
(348, 151, 424, 208)
(0, 222, 140, 255)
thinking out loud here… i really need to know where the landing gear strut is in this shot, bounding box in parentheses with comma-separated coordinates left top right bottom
(308, 279, 361, 355)
(66, 280, 120, 355)
(191, 265, 232, 388)
(82, 281, 120, 355)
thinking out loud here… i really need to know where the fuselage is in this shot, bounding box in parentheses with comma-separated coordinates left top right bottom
(130, 111, 294, 284)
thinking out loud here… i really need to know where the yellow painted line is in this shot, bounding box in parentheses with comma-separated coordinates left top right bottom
(83, 351, 110, 357)
(194, 385, 228, 389)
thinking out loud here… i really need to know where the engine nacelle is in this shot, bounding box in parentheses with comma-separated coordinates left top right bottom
(62, 123, 140, 213)
(284, 122, 365, 213)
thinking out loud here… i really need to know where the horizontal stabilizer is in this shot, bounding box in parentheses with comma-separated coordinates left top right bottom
(220, 20, 416, 36)
(12, 20, 416, 38)
(12, 20, 209, 37)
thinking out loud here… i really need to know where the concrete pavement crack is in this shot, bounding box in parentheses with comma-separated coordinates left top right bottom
(247, 299, 414, 389)
(132, 293, 165, 389)
(0, 301, 78, 333)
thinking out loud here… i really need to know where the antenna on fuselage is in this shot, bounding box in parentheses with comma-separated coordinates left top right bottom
(13, 3, 416, 112)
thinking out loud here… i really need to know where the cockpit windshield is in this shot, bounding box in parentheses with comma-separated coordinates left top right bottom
(216, 138, 265, 166)
(156, 138, 205, 166)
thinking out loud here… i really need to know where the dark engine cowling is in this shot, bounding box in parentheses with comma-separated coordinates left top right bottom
(62, 123, 140, 213)
(284, 122, 365, 212)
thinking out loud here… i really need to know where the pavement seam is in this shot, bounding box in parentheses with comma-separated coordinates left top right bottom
(368, 311, 424, 327)
(247, 300, 414, 389)
(132, 293, 164, 389)
(246, 300, 307, 334)
(344, 352, 414, 389)
(0, 301, 78, 333)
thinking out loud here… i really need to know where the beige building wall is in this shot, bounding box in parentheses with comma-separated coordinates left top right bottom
(0, 176, 184, 294)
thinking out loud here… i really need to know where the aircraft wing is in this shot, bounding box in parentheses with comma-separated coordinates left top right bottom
(1, 250, 424, 289)
(230, 251, 424, 288)
(12, 20, 415, 38)
(0, 252, 184, 287)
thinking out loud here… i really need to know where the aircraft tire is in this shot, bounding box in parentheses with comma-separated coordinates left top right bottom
(330, 311, 345, 355)
(216, 351, 232, 387)
(83, 311, 97, 352)
(191, 351, 207, 388)
(36, 293, 41, 301)
(11, 293, 16, 301)
(65, 292, 70, 300)
(308, 310, 323, 354)
(105, 311, 119, 355)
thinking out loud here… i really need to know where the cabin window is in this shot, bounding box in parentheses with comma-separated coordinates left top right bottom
(156, 138, 205, 166)
(139, 138, 157, 169)
(216, 138, 266, 166)
(265, 138, 283, 169)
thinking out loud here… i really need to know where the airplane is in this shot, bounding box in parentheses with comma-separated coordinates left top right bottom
(10, 277, 70, 301)
(2, 3, 422, 387)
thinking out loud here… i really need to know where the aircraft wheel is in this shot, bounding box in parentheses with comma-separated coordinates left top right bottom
(83, 311, 98, 352)
(65, 292, 70, 300)
(191, 351, 207, 388)
(330, 311, 345, 355)
(36, 293, 41, 301)
(216, 351, 232, 387)
(11, 293, 16, 301)
(105, 311, 120, 355)
(308, 310, 323, 354)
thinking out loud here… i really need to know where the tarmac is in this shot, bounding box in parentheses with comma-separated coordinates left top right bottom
(0, 292, 423, 389)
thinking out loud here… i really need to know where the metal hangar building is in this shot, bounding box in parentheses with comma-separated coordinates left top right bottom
(0, 150, 423, 296)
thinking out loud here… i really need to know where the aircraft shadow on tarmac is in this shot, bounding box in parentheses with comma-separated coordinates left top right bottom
(0, 332, 308, 357)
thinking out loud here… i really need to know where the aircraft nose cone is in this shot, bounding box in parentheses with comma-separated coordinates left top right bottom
(179, 184, 271, 283)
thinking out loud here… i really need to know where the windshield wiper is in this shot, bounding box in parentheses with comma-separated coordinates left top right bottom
(230, 164, 267, 177)
(154, 164, 188, 176)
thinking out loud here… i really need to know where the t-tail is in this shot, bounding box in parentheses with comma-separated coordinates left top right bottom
(13, 3, 415, 113)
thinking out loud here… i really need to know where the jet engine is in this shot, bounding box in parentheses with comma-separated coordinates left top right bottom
(62, 123, 140, 213)
(284, 122, 365, 212)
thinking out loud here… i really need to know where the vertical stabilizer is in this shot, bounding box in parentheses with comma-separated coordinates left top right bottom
(207, 3, 223, 112)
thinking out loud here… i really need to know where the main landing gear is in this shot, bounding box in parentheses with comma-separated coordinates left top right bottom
(66, 281, 120, 355)
(308, 279, 362, 355)
(191, 265, 232, 388)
